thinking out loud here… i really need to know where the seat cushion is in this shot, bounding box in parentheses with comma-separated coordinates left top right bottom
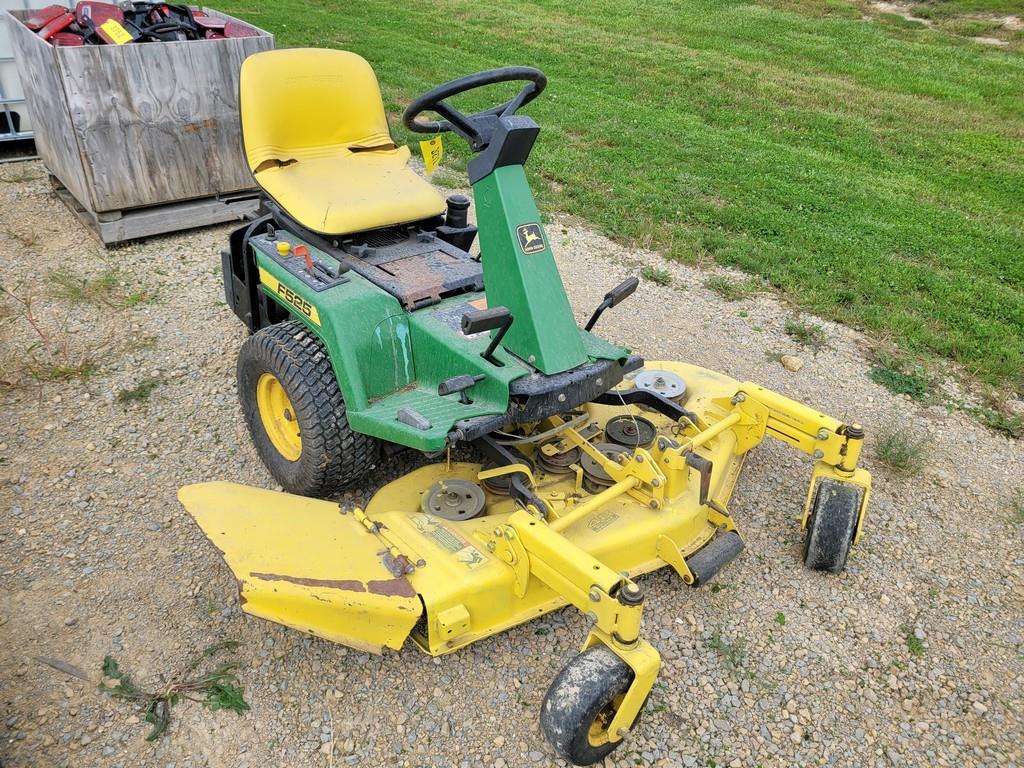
(256, 145, 446, 235)
(240, 49, 394, 173)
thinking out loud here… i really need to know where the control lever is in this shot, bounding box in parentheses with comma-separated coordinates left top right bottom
(685, 453, 728, 515)
(584, 276, 639, 332)
(438, 374, 486, 404)
(462, 307, 513, 366)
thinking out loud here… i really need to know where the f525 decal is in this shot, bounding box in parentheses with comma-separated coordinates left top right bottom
(258, 267, 321, 326)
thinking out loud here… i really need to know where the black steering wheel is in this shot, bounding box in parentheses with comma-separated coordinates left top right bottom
(402, 67, 547, 152)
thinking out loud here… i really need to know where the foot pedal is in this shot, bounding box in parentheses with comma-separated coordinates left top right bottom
(686, 531, 743, 587)
(397, 407, 431, 431)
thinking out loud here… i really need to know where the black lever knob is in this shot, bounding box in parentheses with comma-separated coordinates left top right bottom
(438, 373, 486, 404)
(462, 307, 511, 335)
(462, 306, 514, 366)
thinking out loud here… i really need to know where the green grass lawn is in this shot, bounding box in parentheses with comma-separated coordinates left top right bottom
(224, 0, 1024, 394)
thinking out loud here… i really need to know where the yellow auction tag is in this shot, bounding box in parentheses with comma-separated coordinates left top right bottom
(100, 18, 133, 45)
(419, 136, 443, 175)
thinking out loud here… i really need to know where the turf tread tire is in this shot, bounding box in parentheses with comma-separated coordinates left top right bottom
(540, 646, 636, 766)
(802, 478, 861, 573)
(238, 320, 378, 498)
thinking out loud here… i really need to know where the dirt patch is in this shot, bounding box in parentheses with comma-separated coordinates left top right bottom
(869, 1, 932, 23)
(867, 0, 1024, 41)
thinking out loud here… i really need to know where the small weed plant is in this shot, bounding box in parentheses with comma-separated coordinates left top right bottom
(875, 425, 928, 475)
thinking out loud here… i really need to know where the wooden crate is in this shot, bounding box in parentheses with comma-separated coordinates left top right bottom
(5, 8, 272, 243)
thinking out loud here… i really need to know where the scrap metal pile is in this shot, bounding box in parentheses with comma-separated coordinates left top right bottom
(20, 2, 258, 46)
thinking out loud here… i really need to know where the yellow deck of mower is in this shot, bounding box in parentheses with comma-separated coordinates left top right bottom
(178, 49, 872, 765)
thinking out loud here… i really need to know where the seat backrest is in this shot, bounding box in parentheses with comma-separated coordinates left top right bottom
(239, 48, 394, 172)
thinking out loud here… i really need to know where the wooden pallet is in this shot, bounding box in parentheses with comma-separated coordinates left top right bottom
(51, 175, 259, 245)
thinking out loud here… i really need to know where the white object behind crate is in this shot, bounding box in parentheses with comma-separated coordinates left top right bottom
(0, 0, 33, 139)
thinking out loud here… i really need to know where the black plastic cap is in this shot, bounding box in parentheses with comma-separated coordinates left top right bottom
(445, 195, 471, 229)
(462, 306, 512, 335)
(616, 583, 644, 606)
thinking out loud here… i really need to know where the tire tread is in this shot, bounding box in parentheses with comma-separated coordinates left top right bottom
(803, 479, 861, 573)
(238, 320, 377, 497)
(540, 646, 634, 765)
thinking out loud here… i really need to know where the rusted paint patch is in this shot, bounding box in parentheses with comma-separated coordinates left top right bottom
(250, 572, 366, 592)
(367, 577, 416, 598)
(355, 248, 483, 311)
(249, 571, 416, 599)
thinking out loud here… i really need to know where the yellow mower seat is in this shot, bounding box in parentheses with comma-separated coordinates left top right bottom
(239, 48, 446, 235)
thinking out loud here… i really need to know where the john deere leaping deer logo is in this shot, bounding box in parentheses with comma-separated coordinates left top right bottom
(516, 223, 545, 254)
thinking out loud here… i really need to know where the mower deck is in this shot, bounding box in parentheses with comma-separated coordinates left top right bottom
(180, 361, 861, 655)
(182, 358, 871, 757)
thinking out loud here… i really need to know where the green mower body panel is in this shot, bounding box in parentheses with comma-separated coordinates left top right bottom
(473, 165, 589, 375)
(226, 116, 630, 453)
(250, 239, 628, 452)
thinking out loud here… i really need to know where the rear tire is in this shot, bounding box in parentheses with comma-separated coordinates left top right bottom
(802, 478, 861, 573)
(237, 319, 379, 497)
(540, 646, 636, 766)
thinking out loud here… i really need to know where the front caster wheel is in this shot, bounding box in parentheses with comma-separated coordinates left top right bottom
(803, 478, 862, 573)
(540, 646, 637, 766)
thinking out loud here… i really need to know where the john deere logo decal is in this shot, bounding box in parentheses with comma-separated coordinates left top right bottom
(516, 223, 545, 254)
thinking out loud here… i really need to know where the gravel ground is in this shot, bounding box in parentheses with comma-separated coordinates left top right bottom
(1, 160, 1022, 768)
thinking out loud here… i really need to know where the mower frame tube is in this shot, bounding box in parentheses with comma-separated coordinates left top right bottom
(491, 509, 660, 744)
(717, 384, 872, 541)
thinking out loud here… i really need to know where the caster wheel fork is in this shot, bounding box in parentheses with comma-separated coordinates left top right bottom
(540, 634, 661, 766)
(799, 459, 872, 574)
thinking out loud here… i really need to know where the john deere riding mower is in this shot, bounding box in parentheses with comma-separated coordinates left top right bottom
(178, 48, 872, 765)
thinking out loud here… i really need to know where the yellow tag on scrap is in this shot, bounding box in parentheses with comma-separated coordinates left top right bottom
(100, 18, 133, 45)
(419, 136, 443, 175)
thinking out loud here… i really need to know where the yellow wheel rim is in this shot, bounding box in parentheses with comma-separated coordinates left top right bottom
(587, 693, 625, 747)
(256, 373, 302, 462)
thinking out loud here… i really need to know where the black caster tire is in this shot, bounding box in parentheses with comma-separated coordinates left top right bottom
(802, 478, 861, 573)
(237, 319, 379, 497)
(540, 646, 637, 766)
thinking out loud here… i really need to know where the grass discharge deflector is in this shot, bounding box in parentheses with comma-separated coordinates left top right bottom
(177, 49, 872, 765)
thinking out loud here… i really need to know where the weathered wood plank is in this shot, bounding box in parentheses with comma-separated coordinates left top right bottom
(57, 13, 271, 211)
(5, 10, 92, 206)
